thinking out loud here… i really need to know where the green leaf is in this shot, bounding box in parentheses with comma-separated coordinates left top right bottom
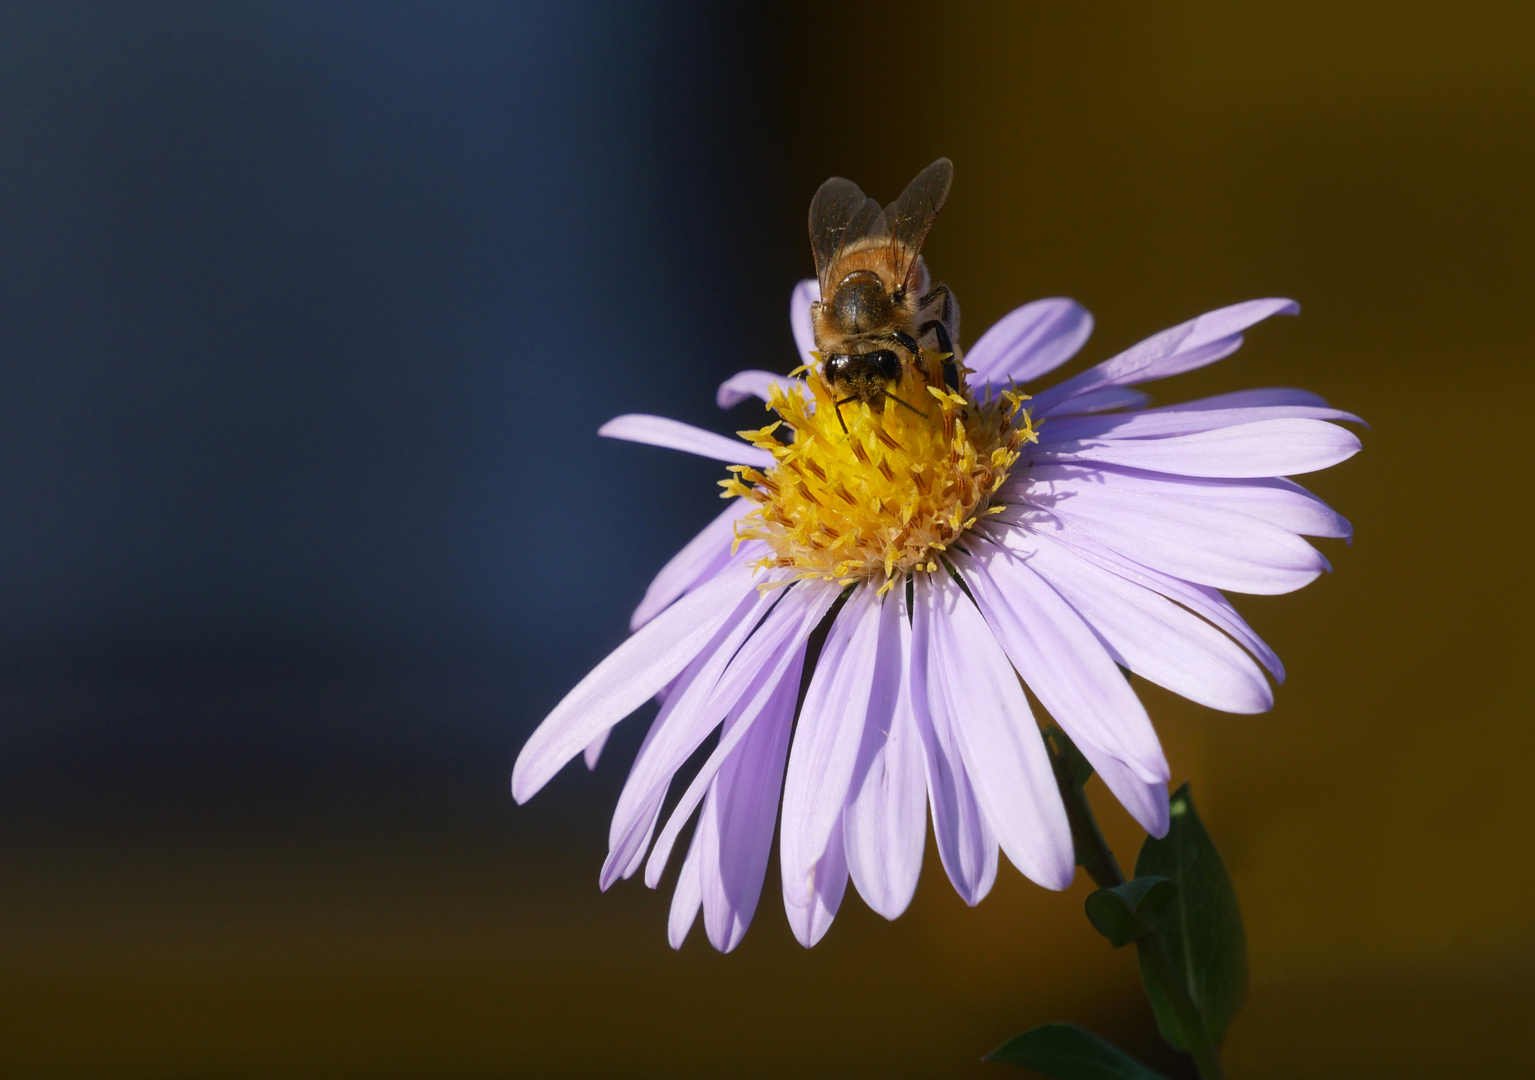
(1134, 783, 1247, 1050)
(1084, 876, 1177, 948)
(985, 1023, 1172, 1078)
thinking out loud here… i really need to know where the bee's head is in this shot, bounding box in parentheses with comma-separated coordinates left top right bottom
(830, 269, 894, 335)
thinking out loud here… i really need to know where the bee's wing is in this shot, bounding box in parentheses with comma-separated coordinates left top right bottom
(809, 176, 887, 296)
(883, 158, 953, 295)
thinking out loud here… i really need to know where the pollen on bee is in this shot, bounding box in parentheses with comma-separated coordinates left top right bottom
(732, 350, 1030, 589)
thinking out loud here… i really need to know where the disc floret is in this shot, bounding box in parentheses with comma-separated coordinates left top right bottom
(721, 353, 1037, 593)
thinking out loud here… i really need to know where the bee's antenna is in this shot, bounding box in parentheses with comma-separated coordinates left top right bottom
(833, 397, 855, 434)
(883, 392, 928, 419)
(834, 392, 927, 438)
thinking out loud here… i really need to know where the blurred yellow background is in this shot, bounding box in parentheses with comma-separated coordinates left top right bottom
(2, 3, 1531, 1077)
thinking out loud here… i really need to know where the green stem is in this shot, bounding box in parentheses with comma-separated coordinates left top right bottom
(1045, 729, 1225, 1080)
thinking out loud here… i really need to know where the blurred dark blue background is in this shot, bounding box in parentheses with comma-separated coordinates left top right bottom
(0, 0, 799, 837)
(1, 3, 1531, 1077)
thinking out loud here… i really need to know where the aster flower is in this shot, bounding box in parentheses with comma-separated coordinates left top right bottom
(512, 281, 1361, 952)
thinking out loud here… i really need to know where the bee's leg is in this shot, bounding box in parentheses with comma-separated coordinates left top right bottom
(917, 283, 959, 336)
(916, 283, 961, 388)
(918, 318, 954, 356)
(918, 319, 959, 391)
(890, 330, 921, 359)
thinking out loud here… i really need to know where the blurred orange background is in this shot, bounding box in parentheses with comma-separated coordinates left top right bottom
(1, 3, 1531, 1077)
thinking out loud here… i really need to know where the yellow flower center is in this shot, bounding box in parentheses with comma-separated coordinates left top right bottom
(721, 351, 1037, 594)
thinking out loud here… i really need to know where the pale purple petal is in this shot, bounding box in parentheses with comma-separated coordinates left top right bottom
(967, 298, 1094, 389)
(1036, 386, 1151, 417)
(927, 572, 1074, 890)
(1035, 417, 1362, 478)
(1080, 747, 1170, 838)
(667, 826, 703, 949)
(1023, 518, 1286, 682)
(956, 545, 1168, 785)
(1223, 476, 1351, 540)
(911, 573, 998, 905)
(1038, 404, 1366, 443)
(1031, 465, 1352, 541)
(1029, 298, 1299, 415)
(602, 582, 783, 885)
(511, 562, 759, 803)
(604, 656, 719, 886)
(631, 498, 752, 630)
(599, 705, 668, 884)
(1003, 467, 1330, 594)
(785, 814, 849, 948)
(700, 580, 840, 725)
(843, 586, 927, 920)
(790, 278, 820, 367)
(1142, 387, 1332, 413)
(643, 582, 839, 887)
(1009, 528, 1273, 714)
(702, 659, 802, 952)
(780, 585, 883, 913)
(973, 558, 1181, 837)
(641, 651, 776, 890)
(583, 729, 610, 771)
(716, 370, 814, 410)
(598, 413, 774, 468)
(602, 784, 664, 889)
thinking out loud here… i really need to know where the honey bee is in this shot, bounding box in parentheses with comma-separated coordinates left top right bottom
(808, 157, 960, 427)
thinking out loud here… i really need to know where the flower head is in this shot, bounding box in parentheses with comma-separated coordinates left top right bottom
(512, 282, 1361, 951)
